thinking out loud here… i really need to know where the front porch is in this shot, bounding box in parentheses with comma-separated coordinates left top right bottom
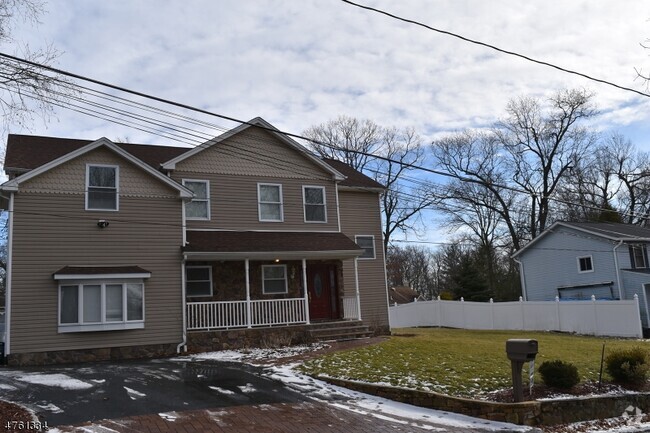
(187, 295, 361, 331)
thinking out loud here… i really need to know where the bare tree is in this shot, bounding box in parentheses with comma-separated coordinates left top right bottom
(303, 115, 381, 171)
(375, 127, 433, 253)
(305, 116, 433, 254)
(0, 0, 73, 134)
(495, 88, 598, 237)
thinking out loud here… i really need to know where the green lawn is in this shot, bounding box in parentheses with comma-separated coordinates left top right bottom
(298, 328, 650, 398)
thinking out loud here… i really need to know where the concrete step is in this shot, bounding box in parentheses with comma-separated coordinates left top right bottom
(307, 320, 363, 330)
(308, 323, 374, 342)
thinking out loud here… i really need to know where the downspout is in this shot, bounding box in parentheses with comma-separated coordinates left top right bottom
(512, 257, 527, 301)
(176, 256, 187, 353)
(613, 240, 624, 300)
(4, 193, 13, 357)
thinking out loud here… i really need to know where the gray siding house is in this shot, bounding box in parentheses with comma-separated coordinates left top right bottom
(512, 222, 650, 327)
(1, 117, 390, 365)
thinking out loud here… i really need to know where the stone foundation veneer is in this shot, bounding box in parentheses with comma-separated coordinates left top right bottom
(187, 325, 312, 352)
(320, 377, 650, 426)
(7, 343, 178, 366)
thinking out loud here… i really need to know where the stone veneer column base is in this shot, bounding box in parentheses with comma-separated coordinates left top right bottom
(7, 343, 179, 366)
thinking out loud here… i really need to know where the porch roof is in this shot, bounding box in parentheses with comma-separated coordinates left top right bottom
(183, 230, 364, 260)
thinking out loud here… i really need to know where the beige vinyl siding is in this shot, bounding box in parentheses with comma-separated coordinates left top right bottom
(174, 127, 330, 180)
(173, 174, 339, 231)
(10, 150, 184, 354)
(21, 147, 179, 199)
(338, 190, 389, 328)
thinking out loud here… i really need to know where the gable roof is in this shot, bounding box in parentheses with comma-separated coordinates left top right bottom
(161, 117, 346, 181)
(4, 134, 189, 174)
(1, 137, 193, 198)
(512, 221, 650, 258)
(4, 121, 381, 189)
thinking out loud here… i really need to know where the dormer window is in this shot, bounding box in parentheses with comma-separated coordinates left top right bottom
(86, 164, 118, 211)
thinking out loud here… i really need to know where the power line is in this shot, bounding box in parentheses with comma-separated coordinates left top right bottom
(340, 0, 650, 98)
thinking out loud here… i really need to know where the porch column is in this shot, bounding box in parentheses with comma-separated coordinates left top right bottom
(245, 258, 251, 328)
(302, 258, 310, 324)
(354, 258, 362, 320)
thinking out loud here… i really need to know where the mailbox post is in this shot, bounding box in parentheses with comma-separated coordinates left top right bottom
(505, 339, 538, 402)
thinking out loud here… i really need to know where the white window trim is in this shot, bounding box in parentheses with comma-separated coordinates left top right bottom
(577, 255, 594, 274)
(182, 179, 211, 221)
(258, 183, 284, 222)
(85, 164, 119, 211)
(262, 264, 288, 294)
(631, 245, 648, 269)
(186, 265, 213, 297)
(356, 235, 376, 260)
(302, 185, 327, 223)
(58, 278, 145, 333)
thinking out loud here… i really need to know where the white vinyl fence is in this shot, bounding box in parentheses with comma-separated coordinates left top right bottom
(389, 296, 643, 338)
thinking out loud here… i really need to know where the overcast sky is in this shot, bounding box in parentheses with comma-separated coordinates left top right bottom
(7, 0, 650, 242)
(9, 1, 650, 143)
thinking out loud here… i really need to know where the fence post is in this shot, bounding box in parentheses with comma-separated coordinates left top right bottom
(555, 296, 561, 332)
(519, 296, 524, 330)
(591, 295, 598, 336)
(437, 295, 441, 328)
(461, 297, 466, 329)
(634, 294, 643, 338)
(490, 298, 494, 330)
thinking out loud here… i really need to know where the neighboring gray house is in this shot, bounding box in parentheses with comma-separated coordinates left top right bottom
(512, 222, 650, 327)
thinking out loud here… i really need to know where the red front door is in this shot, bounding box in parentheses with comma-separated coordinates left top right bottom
(307, 264, 339, 320)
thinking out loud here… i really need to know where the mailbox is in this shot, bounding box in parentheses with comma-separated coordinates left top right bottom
(506, 339, 538, 402)
(506, 339, 538, 362)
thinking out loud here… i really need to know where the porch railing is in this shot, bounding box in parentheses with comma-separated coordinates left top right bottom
(187, 298, 307, 331)
(343, 295, 360, 320)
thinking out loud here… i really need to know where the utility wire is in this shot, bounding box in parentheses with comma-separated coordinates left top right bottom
(340, 0, 650, 98)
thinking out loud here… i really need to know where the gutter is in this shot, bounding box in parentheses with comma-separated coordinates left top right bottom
(612, 240, 624, 300)
(512, 257, 527, 301)
(176, 256, 187, 353)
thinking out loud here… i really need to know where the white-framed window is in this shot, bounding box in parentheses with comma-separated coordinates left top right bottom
(58, 279, 144, 333)
(631, 244, 648, 269)
(356, 235, 376, 260)
(186, 266, 213, 297)
(183, 179, 210, 220)
(262, 265, 288, 294)
(258, 183, 283, 222)
(577, 255, 593, 273)
(303, 185, 327, 223)
(86, 164, 119, 211)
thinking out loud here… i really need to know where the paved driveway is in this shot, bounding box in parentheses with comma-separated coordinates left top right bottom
(0, 358, 309, 426)
(0, 357, 536, 432)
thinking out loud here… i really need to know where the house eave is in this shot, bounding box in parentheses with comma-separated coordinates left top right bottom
(183, 250, 363, 261)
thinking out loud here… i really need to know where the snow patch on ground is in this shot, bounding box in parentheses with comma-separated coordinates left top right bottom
(36, 402, 63, 413)
(158, 412, 178, 421)
(209, 385, 235, 395)
(174, 343, 328, 364)
(123, 386, 146, 400)
(237, 383, 256, 393)
(264, 363, 532, 432)
(0, 383, 16, 390)
(15, 373, 93, 390)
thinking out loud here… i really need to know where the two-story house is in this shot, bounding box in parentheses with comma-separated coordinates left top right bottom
(512, 221, 650, 328)
(1, 117, 389, 366)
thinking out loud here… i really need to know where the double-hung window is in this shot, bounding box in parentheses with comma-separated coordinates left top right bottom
(185, 266, 213, 297)
(630, 244, 648, 269)
(86, 164, 118, 210)
(303, 186, 327, 223)
(262, 265, 288, 294)
(59, 280, 144, 332)
(356, 235, 376, 260)
(183, 180, 210, 220)
(258, 183, 283, 222)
